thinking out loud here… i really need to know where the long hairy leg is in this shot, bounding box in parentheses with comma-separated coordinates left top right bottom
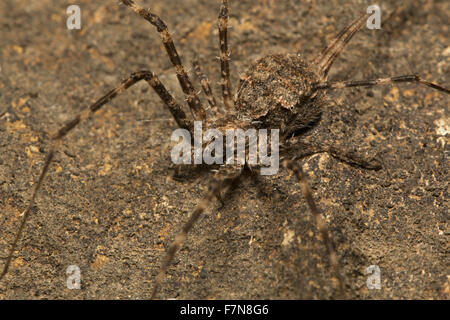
(218, 0, 234, 110)
(151, 169, 243, 299)
(193, 58, 220, 115)
(313, 12, 370, 80)
(0, 70, 192, 281)
(282, 159, 344, 295)
(281, 141, 382, 171)
(312, 75, 449, 94)
(121, 0, 206, 121)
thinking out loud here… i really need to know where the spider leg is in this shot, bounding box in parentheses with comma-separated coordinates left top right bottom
(151, 169, 243, 299)
(193, 58, 220, 115)
(313, 12, 369, 80)
(282, 159, 344, 295)
(0, 70, 191, 281)
(0, 143, 57, 281)
(218, 0, 234, 110)
(312, 75, 450, 94)
(121, 0, 206, 121)
(283, 142, 382, 170)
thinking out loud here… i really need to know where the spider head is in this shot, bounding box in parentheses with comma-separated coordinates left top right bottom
(235, 53, 325, 138)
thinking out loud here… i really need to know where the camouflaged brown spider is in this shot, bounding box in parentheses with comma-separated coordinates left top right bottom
(1, 0, 448, 299)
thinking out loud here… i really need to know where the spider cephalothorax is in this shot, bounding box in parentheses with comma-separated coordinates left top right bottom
(1, 0, 448, 300)
(236, 53, 325, 138)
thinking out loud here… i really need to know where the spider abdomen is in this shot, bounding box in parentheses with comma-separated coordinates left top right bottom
(235, 53, 325, 137)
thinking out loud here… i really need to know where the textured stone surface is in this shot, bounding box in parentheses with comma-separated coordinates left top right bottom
(0, 0, 448, 299)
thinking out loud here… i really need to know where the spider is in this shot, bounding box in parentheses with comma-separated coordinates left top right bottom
(1, 0, 448, 299)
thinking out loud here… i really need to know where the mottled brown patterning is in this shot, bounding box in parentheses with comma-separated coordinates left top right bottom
(236, 54, 325, 138)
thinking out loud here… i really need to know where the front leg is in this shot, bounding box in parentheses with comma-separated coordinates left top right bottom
(283, 141, 382, 170)
(282, 159, 344, 296)
(151, 168, 244, 299)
